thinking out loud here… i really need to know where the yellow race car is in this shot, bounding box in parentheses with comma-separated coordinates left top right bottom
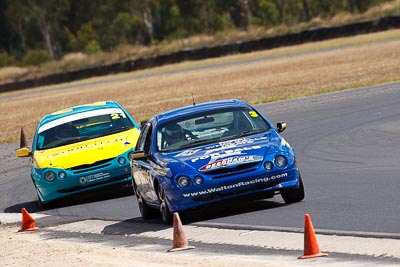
(16, 101, 140, 207)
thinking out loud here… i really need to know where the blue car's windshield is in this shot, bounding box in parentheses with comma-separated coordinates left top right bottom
(157, 107, 271, 152)
(36, 109, 133, 150)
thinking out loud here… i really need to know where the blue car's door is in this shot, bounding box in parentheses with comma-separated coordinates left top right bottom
(132, 121, 159, 204)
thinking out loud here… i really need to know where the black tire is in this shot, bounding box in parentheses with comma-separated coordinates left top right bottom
(158, 184, 173, 225)
(37, 192, 55, 209)
(34, 181, 53, 209)
(134, 182, 157, 219)
(281, 175, 305, 204)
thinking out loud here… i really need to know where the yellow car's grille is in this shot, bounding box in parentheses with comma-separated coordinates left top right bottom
(69, 158, 114, 174)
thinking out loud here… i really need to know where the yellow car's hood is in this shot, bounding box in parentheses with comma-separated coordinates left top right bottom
(33, 129, 139, 169)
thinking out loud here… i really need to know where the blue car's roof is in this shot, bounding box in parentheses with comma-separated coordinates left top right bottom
(154, 99, 251, 124)
(38, 100, 124, 126)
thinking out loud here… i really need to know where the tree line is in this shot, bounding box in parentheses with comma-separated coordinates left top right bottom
(0, 0, 390, 66)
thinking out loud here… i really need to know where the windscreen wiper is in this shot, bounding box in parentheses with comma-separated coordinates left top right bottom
(235, 128, 267, 138)
(57, 137, 88, 147)
(99, 126, 132, 137)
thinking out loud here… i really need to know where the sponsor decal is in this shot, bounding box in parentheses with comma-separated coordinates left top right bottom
(177, 137, 269, 161)
(79, 172, 111, 184)
(208, 150, 243, 161)
(154, 168, 169, 176)
(199, 155, 263, 172)
(176, 149, 201, 157)
(191, 145, 262, 162)
(219, 136, 267, 149)
(205, 144, 220, 150)
(182, 172, 288, 198)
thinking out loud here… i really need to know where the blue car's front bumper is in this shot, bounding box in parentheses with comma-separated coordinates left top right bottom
(165, 167, 300, 212)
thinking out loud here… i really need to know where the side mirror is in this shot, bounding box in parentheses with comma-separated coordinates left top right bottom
(276, 121, 287, 133)
(130, 150, 148, 161)
(16, 147, 32, 157)
(140, 120, 148, 129)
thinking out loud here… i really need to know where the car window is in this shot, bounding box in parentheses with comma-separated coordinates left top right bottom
(157, 107, 271, 152)
(37, 109, 134, 150)
(136, 122, 152, 153)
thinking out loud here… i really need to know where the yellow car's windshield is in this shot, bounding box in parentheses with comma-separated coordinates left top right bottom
(37, 109, 133, 150)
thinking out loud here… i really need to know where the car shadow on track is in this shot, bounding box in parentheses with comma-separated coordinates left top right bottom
(105, 196, 285, 235)
(4, 184, 134, 214)
(184, 198, 285, 224)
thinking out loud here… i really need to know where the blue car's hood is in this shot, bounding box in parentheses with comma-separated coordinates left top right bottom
(160, 131, 291, 173)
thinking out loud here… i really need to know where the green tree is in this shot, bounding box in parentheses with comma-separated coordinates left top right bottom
(254, 0, 279, 26)
(0, 0, 395, 62)
(112, 12, 134, 44)
(6, 0, 70, 60)
(66, 21, 101, 53)
(129, 0, 160, 44)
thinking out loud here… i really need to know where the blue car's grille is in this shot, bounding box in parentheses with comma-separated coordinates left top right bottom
(69, 158, 114, 174)
(203, 162, 259, 179)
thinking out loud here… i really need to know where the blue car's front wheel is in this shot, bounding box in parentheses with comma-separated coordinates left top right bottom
(281, 174, 305, 204)
(158, 184, 173, 225)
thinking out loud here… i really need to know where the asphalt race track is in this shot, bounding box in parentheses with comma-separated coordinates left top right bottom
(1, 82, 400, 237)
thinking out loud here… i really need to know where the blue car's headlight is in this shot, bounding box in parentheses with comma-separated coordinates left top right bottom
(263, 161, 273, 170)
(275, 155, 288, 168)
(194, 176, 204, 185)
(177, 176, 191, 187)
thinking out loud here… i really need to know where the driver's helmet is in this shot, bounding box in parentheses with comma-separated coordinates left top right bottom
(164, 123, 185, 144)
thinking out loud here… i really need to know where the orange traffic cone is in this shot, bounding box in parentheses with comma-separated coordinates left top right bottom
(18, 208, 39, 232)
(167, 212, 195, 252)
(298, 214, 328, 259)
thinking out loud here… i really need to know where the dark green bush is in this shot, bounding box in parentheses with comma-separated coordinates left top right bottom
(22, 49, 51, 66)
(83, 40, 101, 54)
(0, 51, 8, 67)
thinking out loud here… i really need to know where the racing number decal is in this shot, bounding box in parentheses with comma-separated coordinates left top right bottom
(249, 111, 259, 118)
(111, 113, 127, 120)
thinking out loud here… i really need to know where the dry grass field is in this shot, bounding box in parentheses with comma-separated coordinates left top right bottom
(1, 29, 400, 144)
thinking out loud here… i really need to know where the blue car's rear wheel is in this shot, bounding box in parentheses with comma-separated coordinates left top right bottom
(158, 184, 173, 225)
(281, 174, 305, 204)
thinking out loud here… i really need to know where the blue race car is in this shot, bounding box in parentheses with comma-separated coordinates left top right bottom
(16, 101, 140, 207)
(131, 99, 304, 224)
